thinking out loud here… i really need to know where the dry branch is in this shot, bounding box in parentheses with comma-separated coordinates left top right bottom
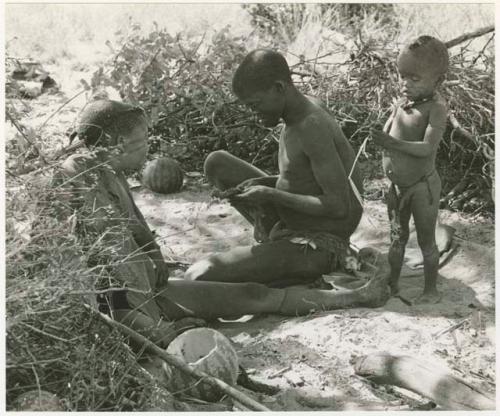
(445, 26, 494, 49)
(85, 304, 271, 411)
(354, 352, 495, 410)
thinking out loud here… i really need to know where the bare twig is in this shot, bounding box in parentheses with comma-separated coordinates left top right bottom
(85, 304, 271, 411)
(39, 89, 87, 130)
(445, 26, 494, 49)
(21, 322, 72, 344)
(472, 33, 494, 65)
(432, 317, 470, 339)
(5, 111, 48, 164)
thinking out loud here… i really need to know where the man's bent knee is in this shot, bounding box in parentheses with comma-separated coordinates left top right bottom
(203, 150, 231, 186)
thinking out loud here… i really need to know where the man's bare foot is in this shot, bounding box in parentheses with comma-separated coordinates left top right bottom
(414, 290, 442, 304)
(357, 271, 390, 308)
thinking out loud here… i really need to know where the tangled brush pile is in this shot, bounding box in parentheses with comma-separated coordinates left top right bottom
(92, 15, 494, 214)
(5, 173, 179, 411)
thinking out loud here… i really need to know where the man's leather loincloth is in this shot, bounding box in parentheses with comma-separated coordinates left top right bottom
(268, 221, 352, 272)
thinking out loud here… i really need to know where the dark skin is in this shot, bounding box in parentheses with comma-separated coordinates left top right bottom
(185, 77, 363, 284)
(370, 50, 447, 304)
(235, 84, 362, 233)
(64, 102, 387, 349)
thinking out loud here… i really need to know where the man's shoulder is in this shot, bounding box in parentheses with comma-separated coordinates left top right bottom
(299, 105, 338, 134)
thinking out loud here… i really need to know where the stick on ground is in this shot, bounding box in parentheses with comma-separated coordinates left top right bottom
(353, 352, 495, 410)
(84, 304, 270, 411)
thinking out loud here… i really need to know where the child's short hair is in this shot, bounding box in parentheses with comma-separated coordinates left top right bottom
(401, 35, 449, 76)
(70, 100, 146, 148)
(232, 49, 292, 97)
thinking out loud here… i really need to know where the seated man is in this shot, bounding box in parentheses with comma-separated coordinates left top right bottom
(185, 49, 365, 287)
(56, 98, 388, 348)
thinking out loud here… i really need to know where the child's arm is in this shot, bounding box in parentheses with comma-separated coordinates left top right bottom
(371, 103, 447, 157)
(121, 180, 169, 284)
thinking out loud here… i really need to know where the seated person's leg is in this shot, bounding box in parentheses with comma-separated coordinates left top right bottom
(278, 267, 390, 314)
(159, 269, 389, 321)
(156, 279, 286, 321)
(184, 239, 332, 285)
(204, 150, 279, 241)
(204, 150, 267, 190)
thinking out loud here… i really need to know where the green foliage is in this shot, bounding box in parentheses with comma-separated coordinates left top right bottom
(92, 17, 494, 213)
(92, 23, 279, 172)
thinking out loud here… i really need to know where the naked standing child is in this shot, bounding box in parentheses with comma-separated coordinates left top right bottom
(370, 36, 449, 304)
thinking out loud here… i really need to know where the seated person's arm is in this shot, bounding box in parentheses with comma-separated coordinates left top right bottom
(238, 175, 279, 189)
(372, 103, 447, 157)
(120, 177, 169, 282)
(237, 117, 350, 219)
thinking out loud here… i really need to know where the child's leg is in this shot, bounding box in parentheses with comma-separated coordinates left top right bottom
(386, 185, 412, 295)
(204, 150, 279, 240)
(411, 174, 441, 303)
(204, 150, 267, 190)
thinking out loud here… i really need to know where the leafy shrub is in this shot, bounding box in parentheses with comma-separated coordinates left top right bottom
(5, 173, 180, 410)
(91, 12, 493, 213)
(92, 24, 280, 173)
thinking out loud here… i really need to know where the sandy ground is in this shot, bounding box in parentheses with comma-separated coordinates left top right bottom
(7, 75, 495, 411)
(133, 178, 496, 411)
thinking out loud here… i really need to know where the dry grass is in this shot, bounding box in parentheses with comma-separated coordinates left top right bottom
(5, 4, 251, 65)
(4, 3, 495, 410)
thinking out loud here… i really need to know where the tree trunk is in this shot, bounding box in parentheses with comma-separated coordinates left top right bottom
(353, 352, 495, 410)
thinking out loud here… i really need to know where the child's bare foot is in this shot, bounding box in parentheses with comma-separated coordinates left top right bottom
(389, 282, 400, 297)
(414, 290, 442, 304)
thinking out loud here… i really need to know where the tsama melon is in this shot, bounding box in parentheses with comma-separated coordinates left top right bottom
(142, 157, 184, 194)
(163, 328, 239, 402)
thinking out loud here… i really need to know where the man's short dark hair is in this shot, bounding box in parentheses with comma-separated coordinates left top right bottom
(232, 49, 292, 97)
(402, 35, 449, 76)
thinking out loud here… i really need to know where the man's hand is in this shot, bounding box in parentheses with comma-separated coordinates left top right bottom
(370, 128, 395, 149)
(232, 185, 274, 204)
(237, 177, 269, 191)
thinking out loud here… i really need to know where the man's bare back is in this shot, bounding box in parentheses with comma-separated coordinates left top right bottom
(185, 49, 367, 286)
(276, 99, 362, 237)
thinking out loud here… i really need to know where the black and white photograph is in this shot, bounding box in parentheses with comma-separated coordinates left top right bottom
(4, 1, 496, 412)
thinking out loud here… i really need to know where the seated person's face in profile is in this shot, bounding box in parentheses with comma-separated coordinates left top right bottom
(112, 123, 149, 173)
(239, 86, 284, 128)
(397, 52, 440, 101)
